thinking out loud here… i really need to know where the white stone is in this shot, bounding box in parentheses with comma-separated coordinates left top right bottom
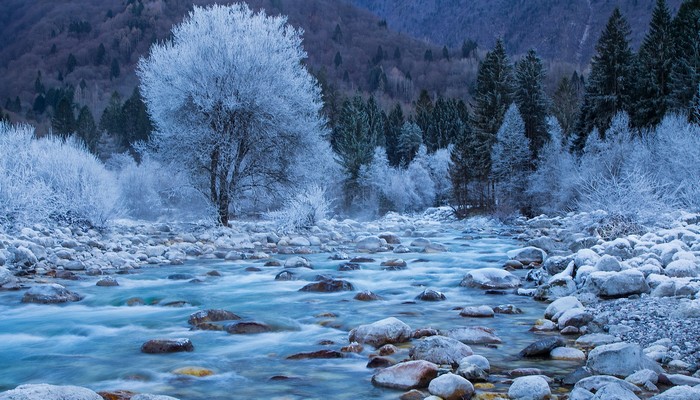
(507, 246, 547, 264)
(665, 260, 699, 278)
(0, 384, 102, 400)
(409, 335, 473, 365)
(428, 373, 475, 400)
(591, 383, 640, 400)
(649, 386, 700, 400)
(587, 342, 661, 377)
(596, 255, 622, 272)
(508, 375, 551, 400)
(550, 346, 586, 361)
(349, 317, 412, 348)
(544, 296, 583, 320)
(625, 369, 659, 385)
(586, 269, 649, 297)
(575, 248, 600, 267)
(460, 268, 520, 289)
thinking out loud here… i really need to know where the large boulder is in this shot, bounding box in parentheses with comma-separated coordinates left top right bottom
(0, 267, 18, 289)
(427, 373, 475, 400)
(0, 384, 102, 400)
(508, 376, 551, 400)
(586, 342, 661, 377)
(409, 336, 473, 366)
(574, 375, 641, 394)
(557, 308, 593, 329)
(442, 326, 502, 345)
(349, 317, 413, 348)
(21, 284, 83, 304)
(507, 247, 547, 264)
(586, 270, 649, 298)
(356, 236, 384, 251)
(544, 296, 583, 320)
(460, 268, 520, 290)
(284, 256, 312, 269)
(371, 360, 439, 390)
(665, 260, 699, 278)
(649, 386, 700, 400)
(591, 383, 640, 400)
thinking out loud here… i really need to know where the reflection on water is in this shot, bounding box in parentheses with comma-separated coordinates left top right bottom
(0, 232, 581, 399)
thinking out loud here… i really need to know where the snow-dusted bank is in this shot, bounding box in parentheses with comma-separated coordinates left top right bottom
(2, 208, 700, 399)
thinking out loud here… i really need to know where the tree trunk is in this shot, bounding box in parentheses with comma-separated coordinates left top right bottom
(217, 174, 230, 226)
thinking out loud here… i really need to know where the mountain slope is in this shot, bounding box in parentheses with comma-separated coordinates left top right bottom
(347, 0, 682, 68)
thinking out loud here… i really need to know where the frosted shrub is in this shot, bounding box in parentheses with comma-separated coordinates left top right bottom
(0, 122, 118, 228)
(266, 185, 330, 229)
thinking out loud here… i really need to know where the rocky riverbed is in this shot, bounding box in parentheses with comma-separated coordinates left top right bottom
(1, 208, 700, 399)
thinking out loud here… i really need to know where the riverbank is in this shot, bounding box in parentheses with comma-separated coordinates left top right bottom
(1, 208, 699, 399)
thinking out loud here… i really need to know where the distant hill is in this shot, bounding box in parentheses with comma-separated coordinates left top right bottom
(346, 0, 682, 70)
(0, 0, 483, 134)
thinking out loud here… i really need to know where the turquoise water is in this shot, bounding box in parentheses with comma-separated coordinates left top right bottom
(0, 231, 581, 398)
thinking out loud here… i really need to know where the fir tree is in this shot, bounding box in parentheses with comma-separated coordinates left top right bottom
(575, 8, 634, 148)
(33, 94, 46, 114)
(99, 91, 124, 138)
(52, 97, 76, 137)
(332, 23, 343, 43)
(76, 105, 98, 153)
(334, 51, 342, 69)
(95, 43, 106, 66)
(385, 103, 404, 167)
(66, 53, 77, 74)
(121, 87, 153, 147)
(424, 49, 433, 62)
(110, 58, 120, 80)
(449, 117, 480, 216)
(552, 75, 582, 138)
(470, 38, 514, 181)
(426, 97, 464, 152)
(514, 49, 549, 160)
(332, 96, 375, 181)
(365, 95, 385, 147)
(34, 71, 45, 94)
(397, 120, 422, 165)
(415, 89, 433, 135)
(668, 0, 700, 114)
(442, 45, 450, 61)
(490, 104, 531, 212)
(634, 0, 673, 128)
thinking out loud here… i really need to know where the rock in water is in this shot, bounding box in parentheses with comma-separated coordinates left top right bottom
(508, 376, 551, 400)
(354, 290, 383, 301)
(586, 342, 662, 377)
(224, 322, 272, 334)
(459, 305, 494, 317)
(428, 373, 474, 400)
(96, 276, 119, 287)
(415, 289, 446, 301)
(443, 326, 502, 345)
(286, 350, 344, 360)
(299, 279, 354, 292)
(349, 317, 413, 348)
(21, 284, 83, 304)
(0, 384, 102, 400)
(519, 336, 566, 358)
(409, 336, 473, 366)
(649, 386, 700, 400)
(371, 360, 439, 390)
(507, 246, 547, 264)
(141, 338, 194, 354)
(188, 309, 241, 326)
(460, 268, 520, 289)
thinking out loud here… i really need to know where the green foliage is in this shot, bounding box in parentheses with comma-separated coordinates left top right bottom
(76, 106, 98, 153)
(514, 49, 549, 159)
(68, 20, 92, 35)
(99, 91, 124, 138)
(397, 120, 422, 165)
(45, 86, 74, 111)
(449, 118, 480, 217)
(575, 8, 634, 148)
(332, 96, 378, 181)
(121, 87, 153, 148)
(52, 97, 76, 137)
(633, 0, 673, 128)
(34, 71, 45, 94)
(669, 0, 700, 115)
(424, 97, 466, 152)
(442, 45, 449, 61)
(414, 89, 433, 134)
(385, 103, 404, 167)
(32, 94, 46, 114)
(5, 97, 21, 113)
(373, 45, 384, 65)
(332, 23, 343, 43)
(552, 73, 583, 138)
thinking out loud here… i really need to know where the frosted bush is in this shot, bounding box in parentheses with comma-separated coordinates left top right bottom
(266, 185, 330, 229)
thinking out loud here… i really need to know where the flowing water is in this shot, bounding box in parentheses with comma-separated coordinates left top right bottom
(0, 230, 582, 399)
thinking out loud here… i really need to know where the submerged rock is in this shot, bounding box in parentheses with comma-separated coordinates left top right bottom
(460, 268, 520, 290)
(274, 270, 296, 281)
(284, 256, 312, 269)
(442, 326, 502, 345)
(409, 335, 473, 366)
(21, 284, 83, 304)
(371, 360, 439, 390)
(141, 338, 194, 354)
(224, 321, 272, 334)
(349, 317, 413, 348)
(354, 290, 383, 301)
(459, 305, 494, 318)
(188, 309, 241, 326)
(286, 350, 344, 360)
(415, 289, 446, 301)
(299, 278, 354, 293)
(172, 367, 214, 377)
(96, 276, 119, 287)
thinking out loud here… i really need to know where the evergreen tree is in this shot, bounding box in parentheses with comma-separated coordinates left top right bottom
(332, 23, 343, 43)
(52, 97, 76, 137)
(76, 105, 99, 153)
(634, 0, 673, 128)
(470, 38, 514, 182)
(461, 39, 477, 59)
(99, 91, 124, 138)
(385, 103, 404, 167)
(490, 104, 531, 212)
(331, 96, 375, 182)
(552, 75, 581, 137)
(121, 87, 153, 147)
(110, 58, 120, 80)
(66, 53, 77, 74)
(373, 45, 384, 65)
(397, 120, 422, 165)
(449, 117, 480, 216)
(95, 43, 106, 66)
(365, 95, 385, 147)
(442, 45, 450, 61)
(33, 94, 46, 114)
(426, 97, 464, 152)
(514, 49, 549, 160)
(668, 0, 700, 114)
(575, 8, 634, 148)
(34, 71, 45, 94)
(415, 89, 433, 135)
(393, 46, 401, 60)
(0, 107, 8, 122)
(424, 49, 433, 62)
(334, 51, 342, 69)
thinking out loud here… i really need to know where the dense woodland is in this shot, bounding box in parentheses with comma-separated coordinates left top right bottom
(1, 0, 700, 230)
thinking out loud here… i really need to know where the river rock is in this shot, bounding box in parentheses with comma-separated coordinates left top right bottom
(665, 260, 699, 278)
(649, 386, 700, 400)
(575, 249, 601, 267)
(284, 256, 312, 269)
(379, 232, 401, 244)
(507, 246, 546, 265)
(338, 262, 361, 271)
(96, 276, 119, 287)
(456, 357, 489, 381)
(460, 268, 520, 289)
(299, 278, 354, 292)
(172, 367, 215, 377)
(557, 308, 593, 329)
(409, 335, 473, 366)
(275, 270, 296, 281)
(349, 317, 413, 347)
(367, 356, 396, 368)
(574, 376, 642, 394)
(576, 334, 622, 348)
(0, 384, 102, 400)
(442, 326, 502, 345)
(0, 267, 18, 289)
(167, 273, 194, 280)
(591, 383, 640, 400)
(131, 395, 181, 400)
(21, 284, 83, 304)
(415, 289, 446, 301)
(354, 290, 383, 301)
(188, 309, 241, 326)
(544, 296, 584, 320)
(625, 369, 659, 385)
(508, 375, 551, 400)
(544, 256, 572, 275)
(459, 305, 494, 317)
(141, 338, 194, 354)
(381, 259, 407, 269)
(587, 342, 662, 377)
(519, 336, 566, 358)
(357, 236, 384, 251)
(427, 373, 474, 400)
(550, 347, 586, 361)
(586, 269, 649, 298)
(225, 321, 271, 334)
(493, 304, 522, 314)
(371, 360, 439, 390)
(288, 236, 311, 247)
(286, 350, 344, 360)
(9, 246, 38, 269)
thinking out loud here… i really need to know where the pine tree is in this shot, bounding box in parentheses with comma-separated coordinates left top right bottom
(442, 45, 450, 61)
(121, 87, 153, 147)
(397, 120, 422, 165)
(332, 96, 375, 181)
(471, 38, 515, 181)
(552, 75, 581, 138)
(424, 49, 433, 62)
(490, 104, 531, 212)
(110, 58, 120, 80)
(95, 43, 106, 66)
(99, 91, 124, 138)
(52, 97, 76, 137)
(426, 97, 464, 152)
(33, 94, 46, 114)
(76, 105, 98, 153)
(514, 49, 549, 160)
(449, 117, 480, 216)
(634, 0, 673, 128)
(575, 8, 634, 148)
(334, 51, 342, 69)
(415, 89, 433, 135)
(66, 53, 77, 74)
(385, 103, 404, 167)
(365, 95, 385, 147)
(34, 71, 45, 94)
(668, 0, 700, 114)
(332, 24, 343, 43)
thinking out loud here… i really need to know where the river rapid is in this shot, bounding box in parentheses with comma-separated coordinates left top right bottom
(0, 228, 583, 399)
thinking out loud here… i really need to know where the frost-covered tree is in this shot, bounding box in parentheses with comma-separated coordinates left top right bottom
(527, 117, 577, 214)
(138, 4, 331, 225)
(514, 49, 549, 159)
(397, 120, 422, 165)
(575, 8, 634, 148)
(633, 0, 673, 128)
(490, 104, 530, 213)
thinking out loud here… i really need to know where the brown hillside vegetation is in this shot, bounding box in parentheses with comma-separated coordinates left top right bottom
(0, 0, 488, 133)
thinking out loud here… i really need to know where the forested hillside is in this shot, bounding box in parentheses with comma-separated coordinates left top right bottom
(348, 0, 683, 68)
